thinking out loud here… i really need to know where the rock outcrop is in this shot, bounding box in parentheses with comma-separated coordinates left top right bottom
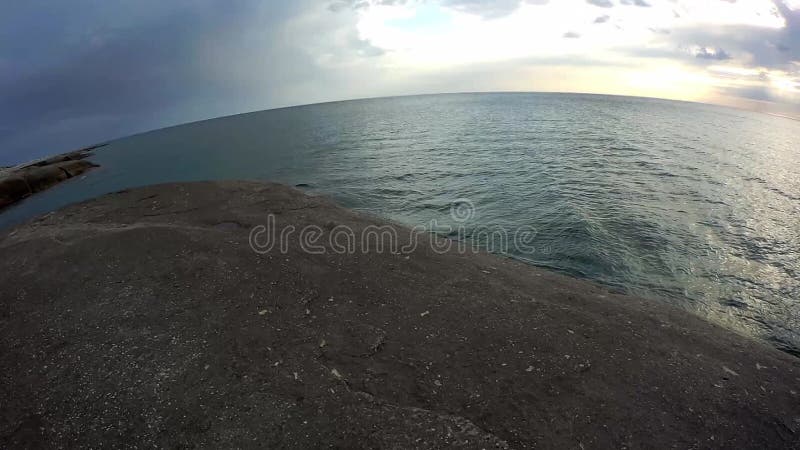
(0, 146, 101, 208)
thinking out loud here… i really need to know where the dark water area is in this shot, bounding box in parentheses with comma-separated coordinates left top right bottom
(2, 93, 799, 355)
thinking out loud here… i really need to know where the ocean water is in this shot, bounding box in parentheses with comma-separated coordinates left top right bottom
(2, 93, 799, 355)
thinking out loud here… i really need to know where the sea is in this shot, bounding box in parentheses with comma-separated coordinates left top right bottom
(2, 93, 799, 355)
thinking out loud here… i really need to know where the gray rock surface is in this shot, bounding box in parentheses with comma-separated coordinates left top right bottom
(0, 181, 798, 448)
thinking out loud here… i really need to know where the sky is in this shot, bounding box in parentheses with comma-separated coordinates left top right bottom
(1, 0, 798, 164)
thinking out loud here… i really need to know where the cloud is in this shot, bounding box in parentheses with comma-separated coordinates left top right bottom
(624, 1, 799, 73)
(653, 1, 800, 70)
(594, 15, 611, 23)
(330, 0, 551, 19)
(586, 0, 614, 8)
(329, 0, 411, 13)
(0, 0, 374, 163)
(441, 0, 550, 18)
(693, 47, 732, 60)
(717, 84, 776, 102)
(620, 0, 651, 7)
(443, 0, 529, 18)
(0, 1, 283, 161)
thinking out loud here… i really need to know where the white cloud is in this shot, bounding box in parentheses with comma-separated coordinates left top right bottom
(345, 0, 800, 113)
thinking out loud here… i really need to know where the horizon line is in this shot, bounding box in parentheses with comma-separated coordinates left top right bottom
(109, 90, 800, 144)
(8, 90, 799, 166)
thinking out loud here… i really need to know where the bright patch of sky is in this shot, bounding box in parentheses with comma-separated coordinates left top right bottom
(350, 0, 799, 111)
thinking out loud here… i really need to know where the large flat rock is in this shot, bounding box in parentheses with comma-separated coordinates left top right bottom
(0, 181, 798, 448)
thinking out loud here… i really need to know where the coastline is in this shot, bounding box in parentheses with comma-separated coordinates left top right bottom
(0, 144, 104, 209)
(1, 180, 798, 447)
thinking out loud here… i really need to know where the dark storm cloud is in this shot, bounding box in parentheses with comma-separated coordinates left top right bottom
(0, 1, 317, 164)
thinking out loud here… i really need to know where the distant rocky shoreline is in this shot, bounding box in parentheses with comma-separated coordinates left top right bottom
(0, 144, 104, 209)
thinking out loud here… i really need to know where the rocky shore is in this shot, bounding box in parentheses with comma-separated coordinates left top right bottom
(1, 181, 798, 448)
(0, 145, 103, 209)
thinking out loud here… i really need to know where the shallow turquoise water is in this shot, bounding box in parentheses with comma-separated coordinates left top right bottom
(2, 93, 799, 355)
